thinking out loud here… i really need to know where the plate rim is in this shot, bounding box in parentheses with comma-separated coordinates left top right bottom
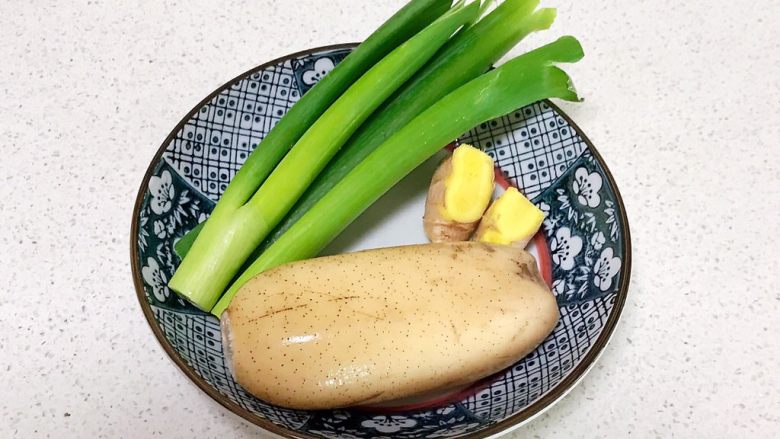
(130, 42, 632, 439)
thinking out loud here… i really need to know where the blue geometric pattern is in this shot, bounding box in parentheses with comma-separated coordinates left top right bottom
(462, 101, 588, 200)
(462, 294, 616, 422)
(163, 47, 353, 202)
(164, 62, 300, 201)
(151, 306, 312, 429)
(535, 150, 625, 306)
(133, 46, 629, 438)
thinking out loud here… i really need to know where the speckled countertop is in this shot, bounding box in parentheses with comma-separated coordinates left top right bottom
(1, 0, 778, 437)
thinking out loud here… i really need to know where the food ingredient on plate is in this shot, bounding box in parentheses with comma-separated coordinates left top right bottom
(221, 242, 558, 410)
(174, 0, 557, 260)
(475, 187, 545, 248)
(423, 144, 495, 242)
(172, 0, 452, 260)
(257, 0, 557, 251)
(169, 1, 480, 311)
(210, 35, 584, 316)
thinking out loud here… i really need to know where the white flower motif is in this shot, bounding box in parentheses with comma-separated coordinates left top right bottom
(590, 231, 606, 250)
(552, 278, 567, 297)
(302, 57, 335, 85)
(141, 257, 170, 302)
(572, 167, 603, 208)
(307, 431, 362, 439)
(436, 406, 456, 416)
(550, 227, 583, 271)
(153, 217, 176, 239)
(426, 422, 481, 438)
(593, 247, 621, 291)
(539, 201, 551, 216)
(361, 416, 417, 434)
(149, 170, 175, 215)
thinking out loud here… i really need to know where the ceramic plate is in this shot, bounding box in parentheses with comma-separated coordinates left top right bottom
(131, 44, 631, 439)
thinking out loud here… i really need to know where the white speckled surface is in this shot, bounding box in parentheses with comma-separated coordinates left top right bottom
(0, 0, 778, 437)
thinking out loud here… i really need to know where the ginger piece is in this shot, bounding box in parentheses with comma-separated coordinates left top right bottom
(475, 187, 544, 248)
(423, 144, 495, 242)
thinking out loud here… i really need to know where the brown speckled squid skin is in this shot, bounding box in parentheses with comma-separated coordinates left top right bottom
(222, 242, 558, 410)
(423, 157, 482, 242)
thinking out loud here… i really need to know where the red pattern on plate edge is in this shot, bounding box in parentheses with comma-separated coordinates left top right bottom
(355, 153, 554, 414)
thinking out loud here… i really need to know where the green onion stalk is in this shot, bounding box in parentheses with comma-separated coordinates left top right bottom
(177, 0, 557, 259)
(211, 36, 585, 316)
(258, 0, 556, 253)
(173, 0, 452, 258)
(169, 1, 480, 311)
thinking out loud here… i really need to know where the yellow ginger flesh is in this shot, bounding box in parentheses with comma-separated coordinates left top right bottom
(441, 144, 495, 223)
(476, 187, 544, 247)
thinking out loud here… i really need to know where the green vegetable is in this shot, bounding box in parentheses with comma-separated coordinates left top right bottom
(169, 2, 480, 311)
(473, 0, 498, 24)
(211, 36, 585, 316)
(259, 0, 555, 251)
(173, 222, 202, 259)
(174, 0, 551, 260)
(171, 0, 451, 260)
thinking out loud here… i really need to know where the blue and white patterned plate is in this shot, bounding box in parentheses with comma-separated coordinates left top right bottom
(131, 44, 631, 439)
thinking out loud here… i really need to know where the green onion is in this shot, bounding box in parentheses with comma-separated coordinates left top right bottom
(211, 36, 585, 316)
(259, 0, 555, 252)
(173, 222, 202, 259)
(169, 2, 480, 311)
(173, 0, 549, 261)
(172, 0, 451, 259)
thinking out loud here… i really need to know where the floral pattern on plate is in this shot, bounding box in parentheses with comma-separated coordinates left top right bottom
(534, 150, 625, 306)
(301, 405, 483, 439)
(137, 160, 215, 311)
(291, 48, 352, 94)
